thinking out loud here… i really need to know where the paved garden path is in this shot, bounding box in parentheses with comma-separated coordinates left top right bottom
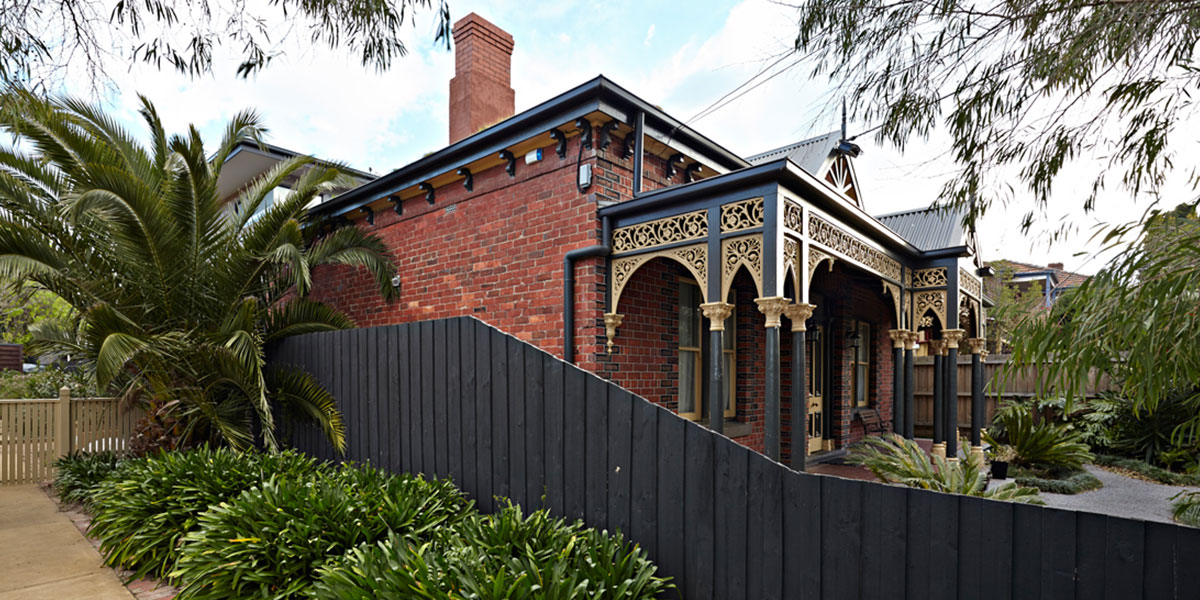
(1036, 465, 1198, 525)
(0, 484, 134, 600)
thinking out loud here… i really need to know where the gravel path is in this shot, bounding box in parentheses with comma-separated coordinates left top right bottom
(1032, 465, 1198, 524)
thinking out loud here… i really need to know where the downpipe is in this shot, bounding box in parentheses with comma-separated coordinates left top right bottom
(563, 216, 611, 364)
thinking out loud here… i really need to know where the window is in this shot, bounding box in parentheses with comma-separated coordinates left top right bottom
(852, 321, 871, 408)
(807, 325, 823, 398)
(678, 283, 702, 420)
(677, 280, 736, 421)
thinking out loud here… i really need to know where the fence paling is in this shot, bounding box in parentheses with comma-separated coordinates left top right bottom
(0, 394, 134, 485)
(272, 317, 1200, 600)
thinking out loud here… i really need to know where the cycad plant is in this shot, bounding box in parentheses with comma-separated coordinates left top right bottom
(983, 403, 1093, 472)
(0, 90, 397, 451)
(849, 434, 1043, 504)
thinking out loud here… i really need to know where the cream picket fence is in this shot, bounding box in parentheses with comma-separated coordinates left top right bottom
(0, 388, 139, 485)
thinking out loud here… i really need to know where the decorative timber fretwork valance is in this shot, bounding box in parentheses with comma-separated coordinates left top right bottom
(721, 234, 764, 299)
(882, 281, 902, 326)
(612, 209, 707, 254)
(783, 200, 803, 233)
(807, 214, 903, 282)
(915, 290, 947, 329)
(784, 238, 800, 294)
(720, 197, 764, 233)
(807, 247, 836, 287)
(912, 267, 947, 288)
(610, 243, 708, 312)
(959, 267, 983, 298)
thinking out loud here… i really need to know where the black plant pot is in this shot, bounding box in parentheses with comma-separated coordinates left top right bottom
(992, 461, 1009, 480)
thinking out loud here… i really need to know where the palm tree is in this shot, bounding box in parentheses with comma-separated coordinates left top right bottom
(0, 90, 397, 453)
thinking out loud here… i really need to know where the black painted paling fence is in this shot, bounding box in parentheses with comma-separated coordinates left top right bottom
(270, 317, 1199, 600)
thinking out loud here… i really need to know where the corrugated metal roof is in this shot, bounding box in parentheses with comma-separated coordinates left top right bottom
(874, 205, 968, 251)
(746, 131, 840, 175)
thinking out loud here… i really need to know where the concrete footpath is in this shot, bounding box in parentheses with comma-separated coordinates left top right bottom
(0, 485, 134, 600)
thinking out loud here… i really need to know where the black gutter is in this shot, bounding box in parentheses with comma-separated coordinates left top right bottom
(313, 75, 749, 219)
(563, 216, 612, 364)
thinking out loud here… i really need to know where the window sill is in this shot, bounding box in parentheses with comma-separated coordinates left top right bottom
(699, 419, 752, 439)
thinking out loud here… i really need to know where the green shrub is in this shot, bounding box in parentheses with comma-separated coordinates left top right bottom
(1013, 467, 1103, 494)
(849, 434, 1043, 504)
(0, 366, 97, 398)
(984, 403, 1093, 470)
(89, 447, 323, 580)
(310, 502, 673, 600)
(1078, 392, 1199, 469)
(172, 465, 470, 599)
(1092, 454, 1200, 486)
(51, 451, 128, 506)
(1171, 491, 1200, 528)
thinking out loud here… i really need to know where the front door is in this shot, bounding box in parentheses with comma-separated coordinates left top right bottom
(806, 325, 825, 454)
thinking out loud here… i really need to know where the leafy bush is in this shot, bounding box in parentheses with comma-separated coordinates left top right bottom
(310, 502, 674, 599)
(89, 447, 323, 580)
(1079, 392, 1199, 471)
(1092, 454, 1200, 486)
(51, 451, 128, 506)
(849, 434, 1042, 504)
(172, 465, 470, 599)
(984, 403, 1093, 470)
(1013, 467, 1103, 495)
(0, 366, 96, 399)
(1172, 491, 1200, 528)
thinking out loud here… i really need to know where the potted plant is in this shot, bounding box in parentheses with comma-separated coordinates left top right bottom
(989, 445, 1016, 480)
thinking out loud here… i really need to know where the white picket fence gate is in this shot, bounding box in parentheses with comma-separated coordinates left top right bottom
(0, 389, 139, 485)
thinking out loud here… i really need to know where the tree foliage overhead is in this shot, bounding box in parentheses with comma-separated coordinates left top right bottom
(0, 0, 450, 90)
(0, 89, 399, 451)
(1007, 202, 1200, 443)
(792, 0, 1200, 229)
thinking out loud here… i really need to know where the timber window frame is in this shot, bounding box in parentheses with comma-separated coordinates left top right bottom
(852, 320, 872, 408)
(677, 279, 736, 421)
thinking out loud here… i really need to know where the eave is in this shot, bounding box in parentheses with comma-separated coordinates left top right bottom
(312, 75, 750, 219)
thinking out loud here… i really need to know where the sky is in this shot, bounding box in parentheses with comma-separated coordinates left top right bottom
(57, 0, 1184, 275)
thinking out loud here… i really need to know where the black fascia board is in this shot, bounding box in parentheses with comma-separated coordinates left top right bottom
(222, 140, 378, 182)
(313, 75, 750, 219)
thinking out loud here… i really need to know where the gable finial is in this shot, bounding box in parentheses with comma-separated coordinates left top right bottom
(841, 98, 847, 141)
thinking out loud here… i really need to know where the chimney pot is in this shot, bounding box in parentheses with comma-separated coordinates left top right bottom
(448, 13, 515, 144)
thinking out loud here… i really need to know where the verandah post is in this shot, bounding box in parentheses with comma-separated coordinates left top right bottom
(784, 303, 816, 470)
(888, 329, 907, 436)
(56, 386, 71, 457)
(903, 331, 917, 438)
(943, 329, 965, 460)
(966, 338, 987, 464)
(700, 303, 735, 437)
(756, 297, 790, 461)
(930, 340, 945, 458)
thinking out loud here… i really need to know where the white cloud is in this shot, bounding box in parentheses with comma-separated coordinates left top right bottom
(644, 24, 656, 46)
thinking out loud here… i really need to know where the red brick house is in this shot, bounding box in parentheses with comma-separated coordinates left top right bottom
(306, 13, 991, 467)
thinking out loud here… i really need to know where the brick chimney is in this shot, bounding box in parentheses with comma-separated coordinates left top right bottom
(448, 13, 515, 144)
(1047, 262, 1064, 270)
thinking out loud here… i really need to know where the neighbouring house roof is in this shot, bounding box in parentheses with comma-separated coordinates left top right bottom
(746, 131, 841, 176)
(216, 141, 376, 203)
(992, 260, 1089, 288)
(874, 205, 970, 252)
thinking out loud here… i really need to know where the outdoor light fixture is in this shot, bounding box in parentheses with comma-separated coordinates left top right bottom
(846, 326, 861, 349)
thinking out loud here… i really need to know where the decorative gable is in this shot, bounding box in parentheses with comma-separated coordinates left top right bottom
(823, 154, 861, 207)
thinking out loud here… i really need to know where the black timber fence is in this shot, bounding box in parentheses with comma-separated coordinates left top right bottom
(270, 317, 1200, 600)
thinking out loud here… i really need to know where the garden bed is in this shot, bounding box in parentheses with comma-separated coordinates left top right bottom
(1013, 467, 1104, 495)
(53, 448, 673, 599)
(1092, 454, 1200, 487)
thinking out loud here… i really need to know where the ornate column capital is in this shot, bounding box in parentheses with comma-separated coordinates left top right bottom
(603, 313, 624, 353)
(755, 296, 790, 329)
(943, 328, 966, 350)
(964, 337, 987, 355)
(888, 329, 908, 349)
(904, 330, 921, 351)
(928, 339, 946, 356)
(782, 303, 816, 332)
(699, 302, 735, 330)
